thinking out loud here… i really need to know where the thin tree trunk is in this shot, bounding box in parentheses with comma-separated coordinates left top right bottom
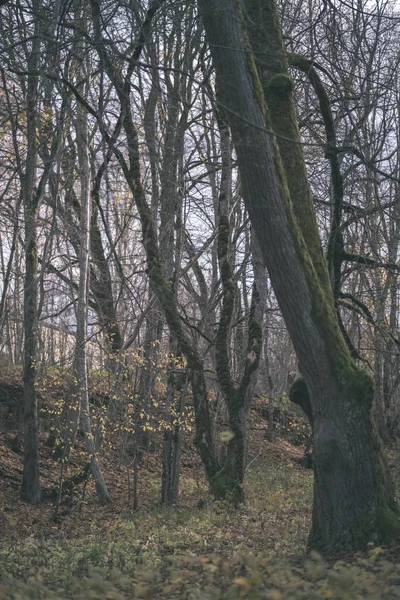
(169, 377, 187, 504)
(210, 107, 266, 504)
(75, 49, 110, 505)
(20, 0, 41, 504)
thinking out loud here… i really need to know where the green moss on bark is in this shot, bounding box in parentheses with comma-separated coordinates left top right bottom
(289, 377, 308, 403)
(236, 3, 267, 116)
(211, 455, 244, 506)
(267, 73, 293, 95)
(289, 377, 313, 424)
(345, 368, 374, 409)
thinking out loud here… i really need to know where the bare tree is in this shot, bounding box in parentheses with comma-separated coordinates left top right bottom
(19, 0, 42, 503)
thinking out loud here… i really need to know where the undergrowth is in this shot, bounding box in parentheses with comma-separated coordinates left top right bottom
(1, 458, 400, 599)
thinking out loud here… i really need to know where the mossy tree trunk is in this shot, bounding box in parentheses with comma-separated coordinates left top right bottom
(198, 0, 400, 553)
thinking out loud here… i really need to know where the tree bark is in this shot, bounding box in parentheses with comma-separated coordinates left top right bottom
(208, 103, 266, 504)
(198, 0, 400, 553)
(75, 35, 110, 505)
(20, 0, 41, 504)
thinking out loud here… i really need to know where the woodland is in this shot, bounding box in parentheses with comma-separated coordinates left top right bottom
(2, 0, 400, 597)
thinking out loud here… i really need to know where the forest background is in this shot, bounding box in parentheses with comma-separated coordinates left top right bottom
(2, 0, 400, 597)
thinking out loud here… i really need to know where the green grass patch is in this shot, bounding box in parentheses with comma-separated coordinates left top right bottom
(1, 457, 400, 598)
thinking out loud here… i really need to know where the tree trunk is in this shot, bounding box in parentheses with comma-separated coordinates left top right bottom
(198, 0, 400, 553)
(210, 107, 266, 504)
(20, 0, 41, 504)
(161, 356, 187, 506)
(211, 270, 265, 504)
(75, 47, 110, 505)
(169, 378, 187, 504)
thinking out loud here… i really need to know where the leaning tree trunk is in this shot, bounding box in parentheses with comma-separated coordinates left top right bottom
(198, 0, 400, 554)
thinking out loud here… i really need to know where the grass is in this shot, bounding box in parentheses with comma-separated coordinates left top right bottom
(1, 447, 400, 599)
(0, 380, 399, 599)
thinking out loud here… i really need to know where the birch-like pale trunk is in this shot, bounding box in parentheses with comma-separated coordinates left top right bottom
(75, 58, 110, 505)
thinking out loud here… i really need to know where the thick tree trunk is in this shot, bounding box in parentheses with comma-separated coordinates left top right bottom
(312, 392, 396, 552)
(198, 0, 400, 553)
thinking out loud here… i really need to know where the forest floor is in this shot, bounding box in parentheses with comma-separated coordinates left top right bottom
(1, 374, 400, 598)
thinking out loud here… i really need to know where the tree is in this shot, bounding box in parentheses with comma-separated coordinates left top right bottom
(20, 0, 42, 503)
(2, 0, 399, 544)
(85, 0, 267, 504)
(71, 3, 110, 504)
(198, 0, 400, 553)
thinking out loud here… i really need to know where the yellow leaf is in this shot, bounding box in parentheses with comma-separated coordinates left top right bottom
(233, 577, 251, 594)
(220, 430, 234, 442)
